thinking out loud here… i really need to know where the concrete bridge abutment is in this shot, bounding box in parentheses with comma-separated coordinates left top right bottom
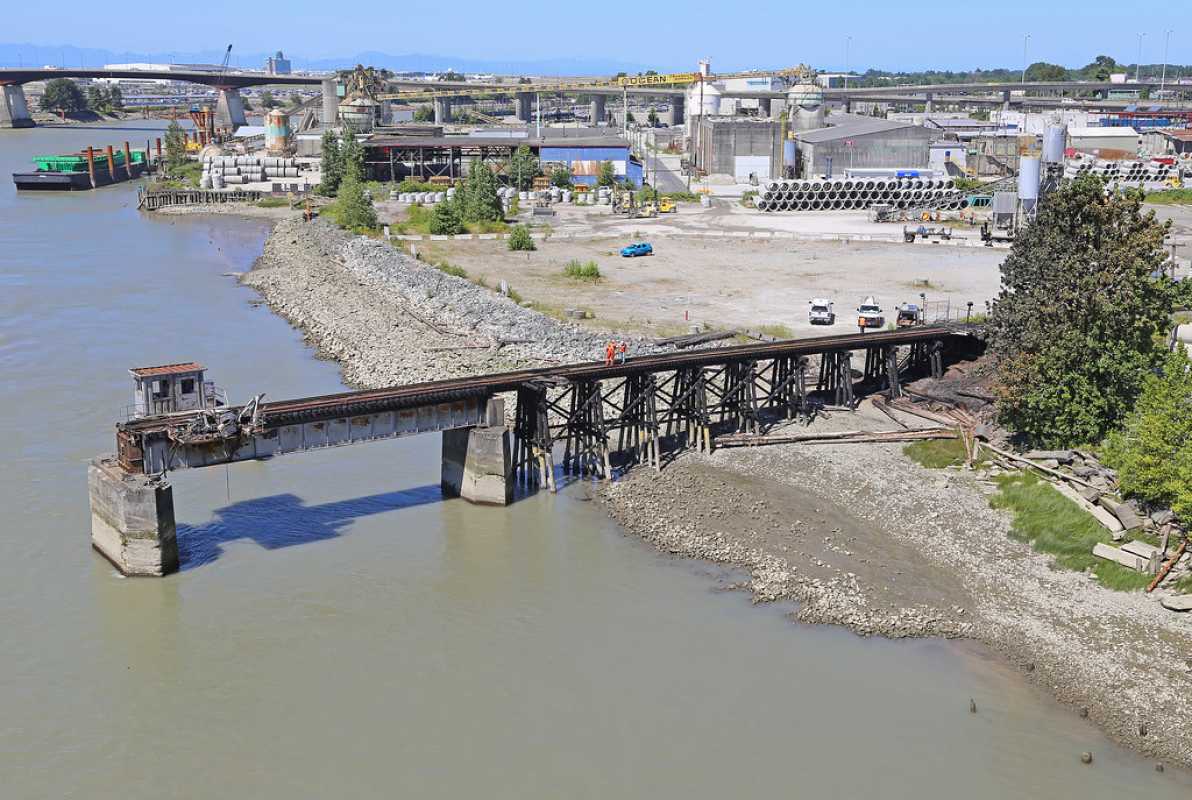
(441, 398, 514, 506)
(88, 457, 178, 576)
(0, 84, 34, 128)
(516, 92, 533, 124)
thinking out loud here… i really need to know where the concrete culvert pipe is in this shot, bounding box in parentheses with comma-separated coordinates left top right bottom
(842, 180, 854, 191)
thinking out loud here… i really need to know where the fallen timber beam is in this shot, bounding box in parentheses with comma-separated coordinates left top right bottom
(714, 427, 955, 448)
(1148, 540, 1187, 593)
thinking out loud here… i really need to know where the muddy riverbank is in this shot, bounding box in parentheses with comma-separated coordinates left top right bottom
(241, 216, 1192, 770)
(598, 401, 1192, 769)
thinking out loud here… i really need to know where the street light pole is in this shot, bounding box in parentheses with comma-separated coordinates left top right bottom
(1136, 33, 1146, 83)
(1160, 29, 1173, 96)
(845, 37, 852, 90)
(1021, 34, 1031, 84)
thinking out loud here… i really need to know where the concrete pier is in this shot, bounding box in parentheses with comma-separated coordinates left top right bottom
(0, 84, 34, 128)
(440, 399, 513, 506)
(433, 97, 453, 124)
(88, 457, 178, 576)
(666, 95, 685, 127)
(214, 88, 248, 131)
(590, 95, 606, 124)
(516, 92, 533, 124)
(321, 78, 338, 125)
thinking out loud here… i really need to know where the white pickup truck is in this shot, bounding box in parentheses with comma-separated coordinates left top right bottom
(856, 296, 885, 330)
(808, 298, 835, 325)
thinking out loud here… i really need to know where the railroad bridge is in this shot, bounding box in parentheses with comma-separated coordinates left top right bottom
(89, 327, 983, 576)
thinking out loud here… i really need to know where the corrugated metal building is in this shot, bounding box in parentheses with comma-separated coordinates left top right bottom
(539, 143, 642, 186)
(794, 118, 933, 177)
(694, 118, 782, 181)
(1067, 126, 1140, 155)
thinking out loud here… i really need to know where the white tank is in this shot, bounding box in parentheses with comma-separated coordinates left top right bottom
(1042, 124, 1067, 163)
(686, 81, 721, 117)
(1018, 157, 1041, 211)
(788, 80, 825, 132)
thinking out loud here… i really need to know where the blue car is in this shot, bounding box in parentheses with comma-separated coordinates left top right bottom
(620, 242, 653, 258)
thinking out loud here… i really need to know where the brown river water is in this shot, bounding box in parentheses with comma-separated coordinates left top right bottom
(1, 122, 1189, 797)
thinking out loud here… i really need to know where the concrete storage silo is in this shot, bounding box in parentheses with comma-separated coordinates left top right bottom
(1018, 156, 1041, 214)
(787, 78, 825, 133)
(1042, 124, 1067, 164)
(265, 109, 290, 156)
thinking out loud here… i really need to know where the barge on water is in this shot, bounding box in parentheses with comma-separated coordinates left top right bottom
(13, 145, 149, 191)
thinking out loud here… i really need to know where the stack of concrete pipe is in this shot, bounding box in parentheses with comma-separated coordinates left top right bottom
(201, 155, 300, 187)
(1063, 156, 1176, 189)
(755, 177, 967, 213)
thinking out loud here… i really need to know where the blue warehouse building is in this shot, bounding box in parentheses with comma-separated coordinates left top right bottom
(539, 139, 643, 187)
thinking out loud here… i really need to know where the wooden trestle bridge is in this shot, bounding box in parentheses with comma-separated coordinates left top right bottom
(114, 325, 983, 487)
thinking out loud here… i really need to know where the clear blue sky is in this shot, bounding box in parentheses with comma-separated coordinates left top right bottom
(3, 0, 1185, 73)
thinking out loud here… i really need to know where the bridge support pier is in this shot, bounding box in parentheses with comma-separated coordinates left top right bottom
(666, 95, 684, 127)
(516, 92, 533, 124)
(758, 98, 772, 118)
(88, 457, 178, 576)
(0, 84, 34, 128)
(441, 399, 513, 505)
(321, 78, 338, 125)
(215, 88, 248, 131)
(589, 95, 606, 124)
(433, 96, 453, 124)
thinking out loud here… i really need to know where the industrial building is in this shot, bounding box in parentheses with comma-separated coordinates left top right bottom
(793, 117, 933, 177)
(1067, 126, 1140, 156)
(265, 51, 292, 76)
(359, 134, 642, 185)
(693, 118, 783, 181)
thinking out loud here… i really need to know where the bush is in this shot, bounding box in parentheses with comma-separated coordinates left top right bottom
(429, 200, 465, 235)
(434, 260, 468, 278)
(508, 225, 536, 251)
(563, 259, 601, 281)
(396, 178, 438, 193)
(327, 172, 377, 232)
(551, 168, 573, 188)
(1103, 348, 1192, 521)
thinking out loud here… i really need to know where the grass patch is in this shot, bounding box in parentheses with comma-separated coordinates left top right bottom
(903, 438, 968, 468)
(1174, 573, 1192, 594)
(256, 197, 290, 208)
(563, 259, 601, 281)
(990, 473, 1153, 591)
(1144, 189, 1192, 206)
(433, 260, 468, 279)
(756, 323, 794, 339)
(662, 191, 700, 203)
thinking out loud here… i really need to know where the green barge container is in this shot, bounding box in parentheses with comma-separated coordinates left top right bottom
(13, 147, 149, 191)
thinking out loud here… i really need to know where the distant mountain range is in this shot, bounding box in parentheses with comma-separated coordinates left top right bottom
(0, 43, 654, 76)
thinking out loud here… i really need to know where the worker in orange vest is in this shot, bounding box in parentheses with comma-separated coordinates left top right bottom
(605, 341, 615, 366)
(618, 341, 628, 364)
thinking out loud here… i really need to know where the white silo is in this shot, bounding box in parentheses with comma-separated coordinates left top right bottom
(788, 79, 825, 132)
(1018, 157, 1041, 213)
(1042, 124, 1067, 164)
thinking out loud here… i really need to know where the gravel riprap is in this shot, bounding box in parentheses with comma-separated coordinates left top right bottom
(242, 218, 653, 389)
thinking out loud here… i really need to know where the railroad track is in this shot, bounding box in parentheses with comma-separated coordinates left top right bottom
(123, 326, 977, 433)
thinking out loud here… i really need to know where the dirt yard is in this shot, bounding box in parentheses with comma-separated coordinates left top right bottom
(409, 233, 1006, 337)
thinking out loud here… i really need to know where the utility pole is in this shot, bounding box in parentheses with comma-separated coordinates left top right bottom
(622, 84, 628, 140)
(1136, 33, 1146, 83)
(845, 36, 852, 90)
(1021, 34, 1031, 84)
(536, 92, 541, 139)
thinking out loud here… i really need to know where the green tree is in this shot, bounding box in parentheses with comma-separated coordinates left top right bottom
(164, 120, 188, 169)
(288, 92, 304, 108)
(508, 224, 535, 251)
(40, 78, 87, 114)
(462, 160, 503, 223)
(1079, 55, 1121, 81)
(647, 109, 659, 127)
(87, 85, 109, 112)
(509, 144, 539, 191)
(319, 129, 343, 196)
(413, 105, 434, 122)
(108, 85, 123, 110)
(550, 167, 573, 188)
(597, 160, 616, 187)
(333, 171, 378, 231)
(989, 177, 1176, 445)
(259, 90, 277, 109)
(429, 200, 465, 235)
(1104, 348, 1192, 521)
(340, 126, 365, 182)
(1023, 62, 1070, 82)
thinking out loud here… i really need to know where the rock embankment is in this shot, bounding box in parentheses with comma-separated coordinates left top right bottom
(243, 218, 647, 388)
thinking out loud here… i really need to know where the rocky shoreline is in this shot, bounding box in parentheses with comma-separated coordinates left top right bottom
(240, 216, 1192, 770)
